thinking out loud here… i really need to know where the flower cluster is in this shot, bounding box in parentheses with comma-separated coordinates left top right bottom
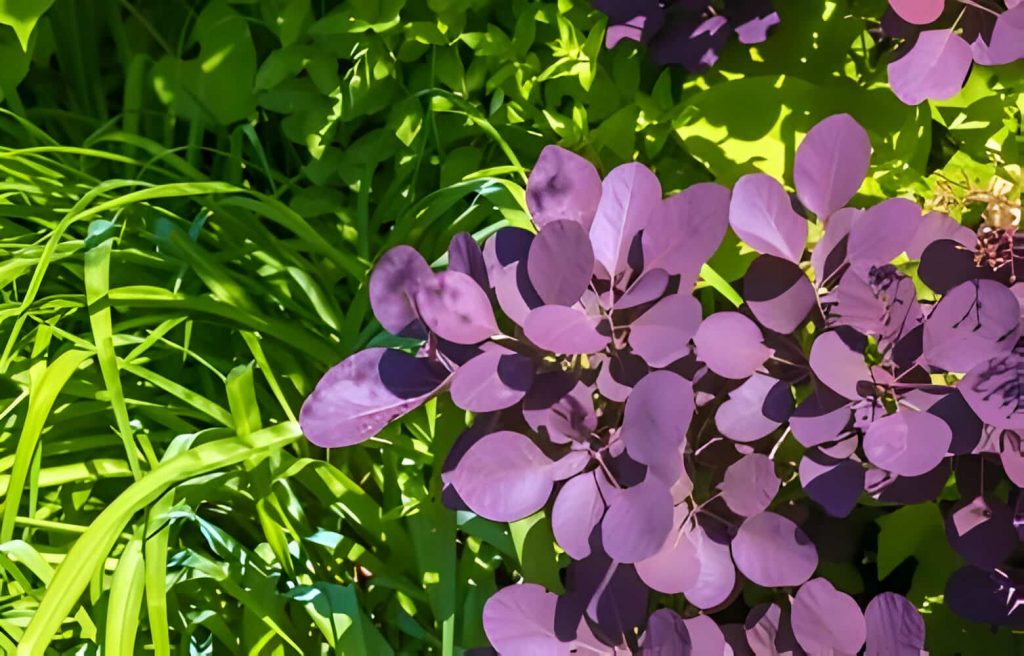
(301, 113, 1024, 652)
(884, 0, 1024, 104)
(593, 0, 780, 71)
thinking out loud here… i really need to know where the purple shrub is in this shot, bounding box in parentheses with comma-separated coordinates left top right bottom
(301, 112, 1024, 652)
(594, 0, 780, 71)
(884, 0, 1024, 104)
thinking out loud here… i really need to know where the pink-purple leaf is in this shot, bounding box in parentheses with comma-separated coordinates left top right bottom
(744, 255, 817, 334)
(636, 515, 736, 609)
(369, 246, 433, 336)
(889, 0, 943, 24)
(589, 162, 662, 279)
(450, 349, 534, 412)
(642, 182, 732, 289)
(527, 220, 595, 306)
(300, 348, 449, 448)
(628, 293, 702, 367)
(960, 352, 1024, 430)
(449, 431, 554, 522)
(415, 271, 499, 344)
(864, 592, 926, 656)
(621, 370, 695, 468)
(888, 30, 973, 105)
(732, 512, 818, 588)
(924, 279, 1021, 373)
(601, 478, 675, 563)
(971, 5, 1024, 66)
(694, 312, 771, 379)
(524, 305, 610, 355)
(482, 583, 598, 655)
(808, 330, 871, 400)
(791, 578, 866, 655)
(716, 374, 793, 442)
(526, 146, 603, 231)
(794, 114, 871, 218)
(728, 173, 807, 263)
(719, 454, 780, 517)
(862, 409, 952, 477)
(552, 472, 605, 560)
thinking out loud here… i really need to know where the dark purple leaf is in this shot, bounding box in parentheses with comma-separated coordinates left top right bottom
(791, 578, 866, 655)
(596, 351, 650, 402)
(524, 305, 610, 355)
(369, 246, 433, 336)
(300, 348, 449, 447)
(888, 29, 973, 105)
(794, 113, 871, 219)
(448, 232, 489, 290)
(864, 592, 926, 656)
(450, 348, 534, 412)
(483, 227, 533, 279)
(693, 312, 771, 379)
(918, 238, 985, 295)
(716, 374, 793, 442)
(526, 146, 602, 231)
(589, 162, 662, 279)
(945, 567, 1024, 628)
(743, 255, 817, 334)
(449, 431, 554, 522)
(923, 279, 1020, 373)
(728, 173, 807, 263)
(640, 610, 725, 656)
(628, 293, 702, 367)
(522, 372, 596, 444)
(642, 182, 731, 289)
(862, 409, 952, 477)
(416, 271, 499, 344)
(732, 512, 818, 587)
(946, 496, 1018, 569)
(527, 220, 595, 306)
(719, 453, 780, 517)
(906, 210, 976, 260)
(492, 260, 543, 327)
(928, 389, 983, 455)
(799, 451, 864, 518)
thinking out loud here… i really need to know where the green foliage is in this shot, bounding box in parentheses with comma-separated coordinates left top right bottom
(0, 0, 1021, 653)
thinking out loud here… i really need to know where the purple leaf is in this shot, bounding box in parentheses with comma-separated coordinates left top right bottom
(483, 227, 533, 280)
(524, 305, 610, 355)
(716, 374, 793, 442)
(791, 578, 866, 655)
(728, 173, 807, 263)
(642, 182, 731, 288)
(693, 312, 772, 379)
(492, 261, 543, 327)
(732, 512, 818, 588)
(945, 496, 1018, 569)
(448, 232, 489, 291)
(960, 352, 1024, 430)
(743, 255, 817, 334)
(628, 293, 702, 367)
(799, 451, 864, 518)
(526, 146, 602, 231)
(449, 431, 554, 522)
(416, 271, 499, 344)
(527, 220, 595, 306)
(595, 351, 650, 402)
(794, 113, 871, 218)
(888, 29, 973, 105)
(300, 348, 449, 448)
(790, 386, 852, 448)
(552, 472, 605, 560)
(808, 330, 871, 400)
(862, 409, 952, 477)
(971, 4, 1024, 66)
(889, 0, 943, 24)
(923, 279, 1020, 373)
(614, 268, 669, 310)
(864, 592, 926, 656)
(636, 514, 736, 609)
(745, 603, 801, 656)
(601, 478, 675, 563)
(589, 162, 662, 279)
(846, 198, 921, 276)
(832, 266, 922, 341)
(450, 349, 534, 412)
(945, 567, 1024, 628)
(482, 583, 598, 655)
(719, 453, 780, 517)
(621, 370, 694, 470)
(906, 210, 976, 260)
(369, 246, 433, 336)
(522, 373, 596, 443)
(811, 206, 859, 284)
(640, 610, 725, 656)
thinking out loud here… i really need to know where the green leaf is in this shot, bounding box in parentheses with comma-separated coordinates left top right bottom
(0, 0, 54, 51)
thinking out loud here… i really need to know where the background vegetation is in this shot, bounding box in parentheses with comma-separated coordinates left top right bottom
(0, 0, 1021, 653)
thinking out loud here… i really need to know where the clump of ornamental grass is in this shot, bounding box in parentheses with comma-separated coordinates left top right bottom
(302, 113, 1024, 653)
